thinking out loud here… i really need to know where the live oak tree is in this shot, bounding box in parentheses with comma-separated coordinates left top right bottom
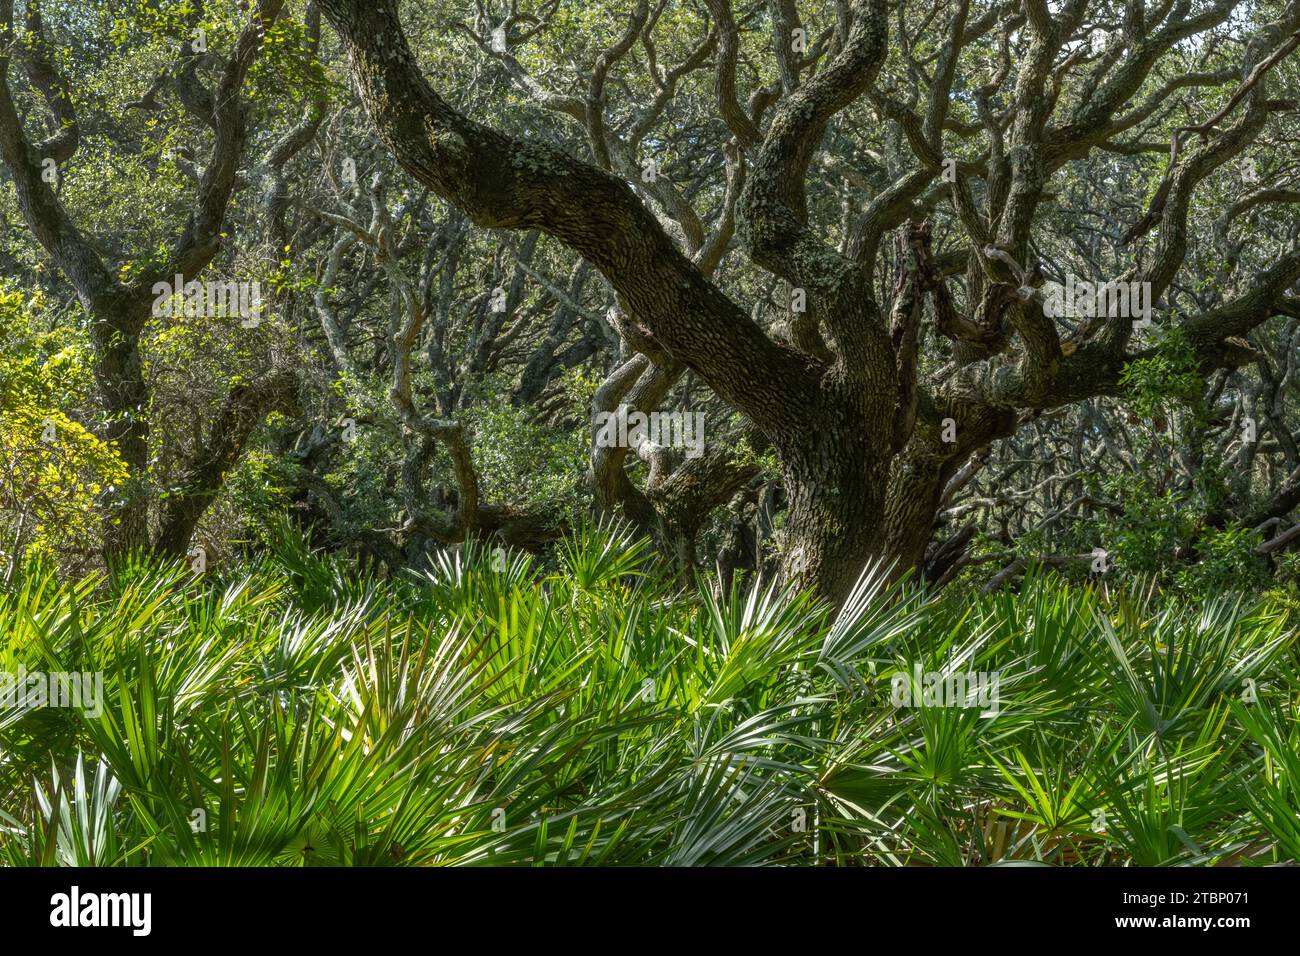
(312, 0, 1300, 601)
(0, 0, 299, 555)
(3, 0, 1300, 602)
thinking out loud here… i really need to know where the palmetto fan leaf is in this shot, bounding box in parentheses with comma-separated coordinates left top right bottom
(1, 531, 1296, 866)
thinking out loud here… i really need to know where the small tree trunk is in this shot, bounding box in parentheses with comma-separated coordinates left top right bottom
(93, 308, 152, 556)
(883, 409, 1016, 579)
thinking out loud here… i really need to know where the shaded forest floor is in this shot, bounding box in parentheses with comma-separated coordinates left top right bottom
(1, 525, 1298, 866)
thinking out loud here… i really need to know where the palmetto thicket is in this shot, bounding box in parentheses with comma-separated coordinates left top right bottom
(1, 523, 1297, 866)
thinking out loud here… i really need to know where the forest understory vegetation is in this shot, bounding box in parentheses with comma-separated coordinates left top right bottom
(1, 523, 1299, 866)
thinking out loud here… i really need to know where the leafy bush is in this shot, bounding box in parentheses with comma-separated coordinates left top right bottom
(1, 532, 1297, 866)
(0, 286, 127, 574)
